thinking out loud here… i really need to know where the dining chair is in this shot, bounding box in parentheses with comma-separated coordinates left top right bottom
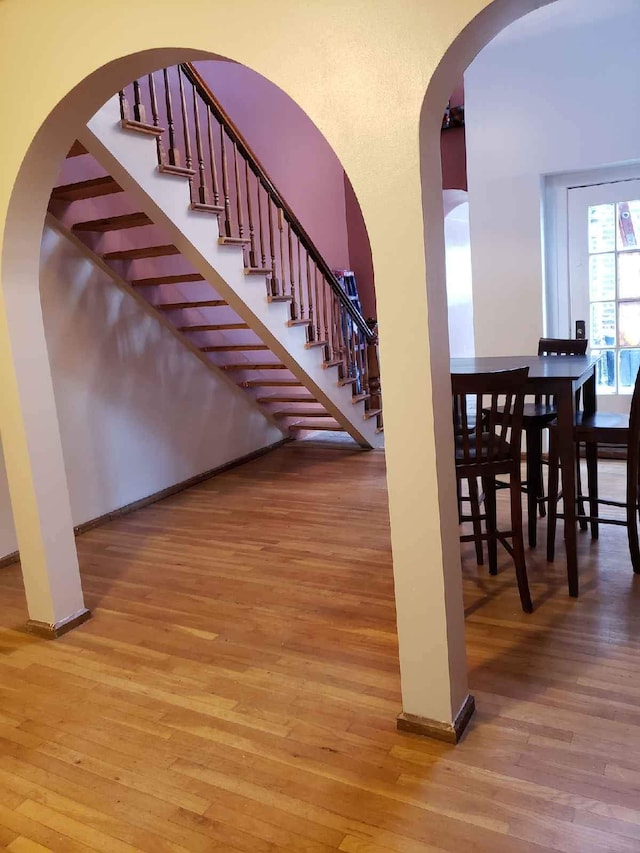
(547, 366, 640, 577)
(452, 366, 533, 612)
(491, 338, 588, 548)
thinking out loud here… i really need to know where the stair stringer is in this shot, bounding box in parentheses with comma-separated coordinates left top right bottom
(80, 98, 382, 449)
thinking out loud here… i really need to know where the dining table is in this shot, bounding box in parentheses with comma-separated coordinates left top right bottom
(450, 353, 602, 597)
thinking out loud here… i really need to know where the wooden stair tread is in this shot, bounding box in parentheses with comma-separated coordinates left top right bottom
(352, 393, 371, 404)
(364, 408, 382, 419)
(131, 273, 204, 287)
(305, 340, 328, 349)
(72, 212, 151, 232)
(190, 202, 224, 214)
(257, 395, 317, 404)
(202, 345, 268, 352)
(179, 323, 248, 332)
(267, 295, 293, 303)
(323, 358, 342, 368)
(66, 140, 87, 158)
(51, 176, 123, 202)
(287, 319, 311, 327)
(103, 244, 179, 261)
(121, 118, 164, 137)
(158, 299, 227, 310)
(221, 363, 288, 370)
(245, 267, 272, 275)
(159, 163, 196, 178)
(219, 236, 251, 246)
(339, 377, 357, 386)
(275, 410, 332, 419)
(289, 423, 345, 432)
(242, 380, 303, 388)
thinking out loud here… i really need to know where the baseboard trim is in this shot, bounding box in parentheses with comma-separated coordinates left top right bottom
(26, 607, 92, 639)
(397, 694, 475, 744)
(2, 438, 291, 565)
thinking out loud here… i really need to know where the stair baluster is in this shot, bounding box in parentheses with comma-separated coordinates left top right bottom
(177, 68, 193, 200)
(132, 79, 146, 124)
(321, 277, 330, 350)
(118, 90, 130, 122)
(245, 161, 257, 268)
(314, 265, 323, 345)
(219, 125, 232, 237)
(162, 68, 180, 168)
(147, 73, 165, 165)
(232, 141, 245, 243)
(267, 196, 277, 296)
(287, 221, 296, 316)
(297, 235, 305, 321)
(192, 86, 208, 205)
(257, 181, 266, 273)
(306, 252, 314, 341)
(278, 208, 286, 303)
(206, 108, 220, 207)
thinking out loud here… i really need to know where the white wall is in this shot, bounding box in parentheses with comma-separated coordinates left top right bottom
(444, 193, 474, 358)
(465, 0, 640, 356)
(0, 224, 283, 559)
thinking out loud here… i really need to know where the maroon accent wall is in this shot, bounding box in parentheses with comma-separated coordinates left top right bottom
(441, 127, 468, 191)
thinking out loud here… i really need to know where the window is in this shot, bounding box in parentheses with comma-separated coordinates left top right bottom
(587, 199, 640, 394)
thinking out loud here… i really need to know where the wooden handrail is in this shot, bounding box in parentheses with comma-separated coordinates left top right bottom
(180, 62, 374, 343)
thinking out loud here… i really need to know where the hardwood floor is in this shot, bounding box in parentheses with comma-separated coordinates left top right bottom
(0, 444, 639, 851)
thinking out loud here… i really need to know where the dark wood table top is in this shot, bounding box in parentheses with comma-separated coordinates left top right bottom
(450, 354, 601, 380)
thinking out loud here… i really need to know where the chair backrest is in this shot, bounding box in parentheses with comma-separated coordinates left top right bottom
(538, 338, 588, 356)
(452, 367, 529, 466)
(537, 337, 588, 406)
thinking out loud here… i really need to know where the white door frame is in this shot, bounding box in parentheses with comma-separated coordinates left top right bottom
(544, 163, 640, 340)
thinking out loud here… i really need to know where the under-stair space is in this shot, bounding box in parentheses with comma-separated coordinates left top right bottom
(51, 63, 383, 448)
(48, 146, 363, 440)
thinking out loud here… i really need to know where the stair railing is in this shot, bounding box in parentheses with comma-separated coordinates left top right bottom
(118, 63, 382, 428)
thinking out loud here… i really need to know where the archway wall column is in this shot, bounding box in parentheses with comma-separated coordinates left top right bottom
(0, 0, 552, 710)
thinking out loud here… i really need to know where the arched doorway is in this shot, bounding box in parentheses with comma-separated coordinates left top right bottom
(0, 0, 558, 732)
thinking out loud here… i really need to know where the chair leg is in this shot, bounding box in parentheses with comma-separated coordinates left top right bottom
(627, 445, 640, 574)
(510, 465, 533, 613)
(576, 442, 588, 532)
(468, 477, 484, 566)
(525, 428, 542, 548)
(482, 475, 498, 575)
(585, 442, 599, 540)
(547, 430, 559, 563)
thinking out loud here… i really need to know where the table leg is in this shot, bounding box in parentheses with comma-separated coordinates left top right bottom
(557, 389, 579, 597)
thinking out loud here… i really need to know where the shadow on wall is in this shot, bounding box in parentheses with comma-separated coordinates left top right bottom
(443, 190, 474, 358)
(0, 223, 282, 562)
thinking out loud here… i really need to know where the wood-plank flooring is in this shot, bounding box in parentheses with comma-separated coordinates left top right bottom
(0, 444, 639, 851)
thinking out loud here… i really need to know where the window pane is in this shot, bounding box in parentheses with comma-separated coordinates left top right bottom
(589, 204, 615, 253)
(619, 301, 640, 347)
(590, 301, 616, 348)
(589, 253, 616, 301)
(619, 349, 640, 393)
(593, 349, 616, 394)
(617, 200, 640, 251)
(619, 251, 640, 299)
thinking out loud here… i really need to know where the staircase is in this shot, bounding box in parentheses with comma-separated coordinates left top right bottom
(49, 63, 383, 448)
